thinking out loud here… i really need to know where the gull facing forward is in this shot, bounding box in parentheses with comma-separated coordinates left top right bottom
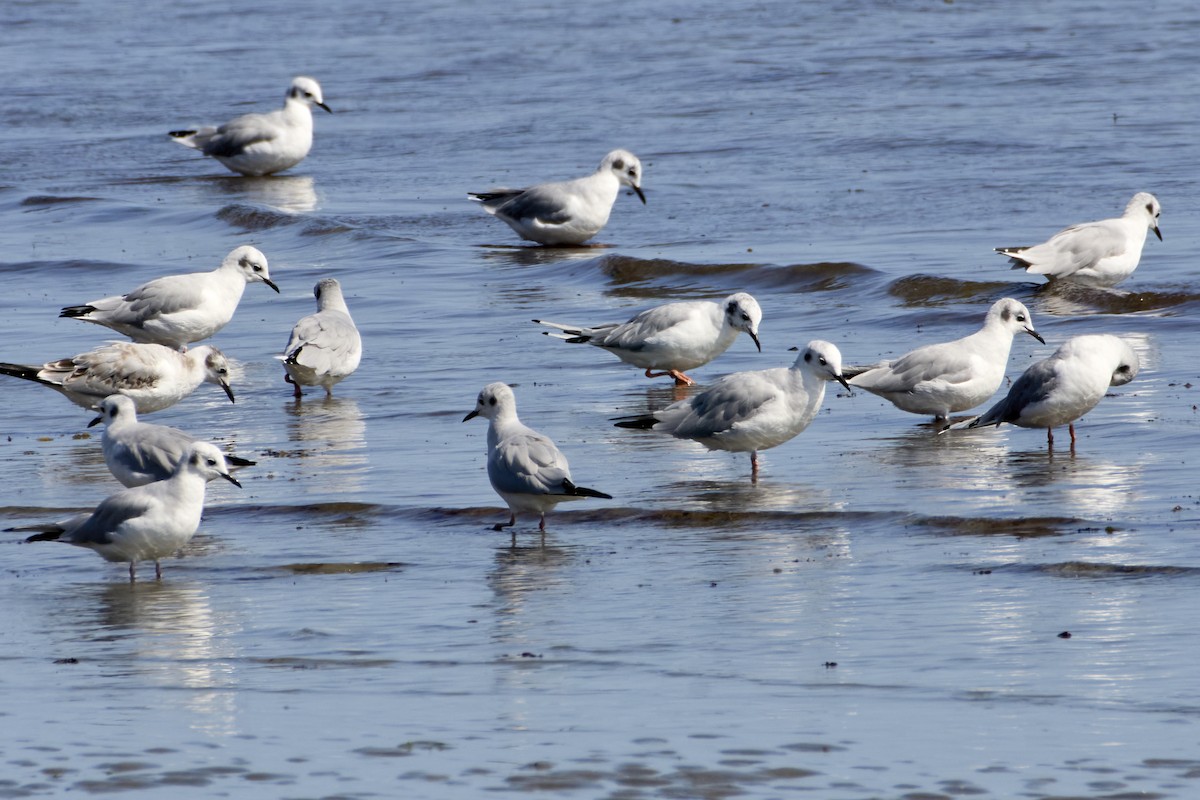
(169, 76, 332, 176)
(469, 149, 646, 245)
(464, 382, 611, 535)
(534, 293, 762, 385)
(60, 246, 278, 350)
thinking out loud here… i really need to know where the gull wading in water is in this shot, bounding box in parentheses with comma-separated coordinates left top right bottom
(616, 340, 849, 481)
(20, 441, 241, 581)
(169, 76, 332, 176)
(533, 293, 763, 386)
(90, 395, 256, 487)
(60, 246, 278, 350)
(464, 382, 611, 536)
(0, 343, 235, 413)
(996, 192, 1162, 288)
(944, 334, 1139, 447)
(469, 149, 645, 245)
(845, 298, 1044, 422)
(277, 278, 362, 398)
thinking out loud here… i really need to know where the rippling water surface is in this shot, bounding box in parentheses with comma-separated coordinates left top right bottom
(2, 0, 1200, 797)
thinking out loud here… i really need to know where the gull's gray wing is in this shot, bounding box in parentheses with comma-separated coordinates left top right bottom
(203, 111, 279, 158)
(596, 302, 704, 351)
(283, 312, 361, 369)
(663, 371, 781, 438)
(488, 431, 572, 497)
(62, 491, 157, 546)
(971, 359, 1059, 428)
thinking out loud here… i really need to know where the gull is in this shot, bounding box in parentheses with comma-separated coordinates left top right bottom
(945, 334, 1139, 446)
(277, 277, 362, 398)
(60, 246, 278, 350)
(616, 340, 849, 480)
(469, 149, 646, 245)
(845, 298, 1044, 422)
(463, 382, 611, 535)
(22, 441, 241, 581)
(89, 395, 255, 487)
(0, 342, 235, 413)
(996, 192, 1162, 287)
(169, 76, 332, 176)
(533, 293, 763, 386)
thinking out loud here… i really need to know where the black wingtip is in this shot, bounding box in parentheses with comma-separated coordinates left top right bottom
(168, 129, 197, 139)
(60, 305, 95, 319)
(226, 455, 257, 468)
(25, 530, 63, 543)
(613, 415, 657, 430)
(563, 479, 613, 500)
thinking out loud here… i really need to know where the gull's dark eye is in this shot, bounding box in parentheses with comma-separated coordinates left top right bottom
(207, 458, 217, 467)
(740, 313, 750, 322)
(819, 357, 828, 366)
(1016, 313, 1026, 322)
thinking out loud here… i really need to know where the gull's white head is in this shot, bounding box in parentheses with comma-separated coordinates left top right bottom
(1108, 339, 1140, 387)
(193, 346, 235, 403)
(1126, 192, 1162, 241)
(1057, 334, 1141, 387)
(600, 149, 646, 204)
(987, 298, 1044, 344)
(723, 293, 763, 351)
(224, 245, 278, 293)
(89, 394, 139, 430)
(463, 382, 517, 423)
(794, 340, 850, 391)
(181, 441, 241, 486)
(287, 76, 331, 114)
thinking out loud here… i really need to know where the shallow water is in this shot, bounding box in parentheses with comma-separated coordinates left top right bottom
(2, 0, 1200, 797)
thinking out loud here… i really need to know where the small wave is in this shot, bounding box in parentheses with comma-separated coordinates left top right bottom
(592, 254, 878, 295)
(887, 274, 1027, 305)
(1035, 281, 1200, 316)
(1035, 561, 1200, 578)
(215, 203, 303, 232)
(20, 194, 101, 207)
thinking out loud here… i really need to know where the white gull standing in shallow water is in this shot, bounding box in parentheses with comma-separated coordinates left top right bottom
(996, 192, 1162, 288)
(463, 382, 612, 536)
(60, 246, 278, 350)
(169, 76, 331, 176)
(469, 149, 646, 245)
(20, 441, 241, 581)
(90, 395, 256, 487)
(845, 298, 1043, 422)
(0, 342, 235, 413)
(945, 334, 1139, 447)
(616, 340, 849, 481)
(278, 278, 362, 398)
(533, 293, 763, 386)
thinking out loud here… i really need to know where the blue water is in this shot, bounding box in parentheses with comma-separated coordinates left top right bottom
(2, 0, 1200, 797)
